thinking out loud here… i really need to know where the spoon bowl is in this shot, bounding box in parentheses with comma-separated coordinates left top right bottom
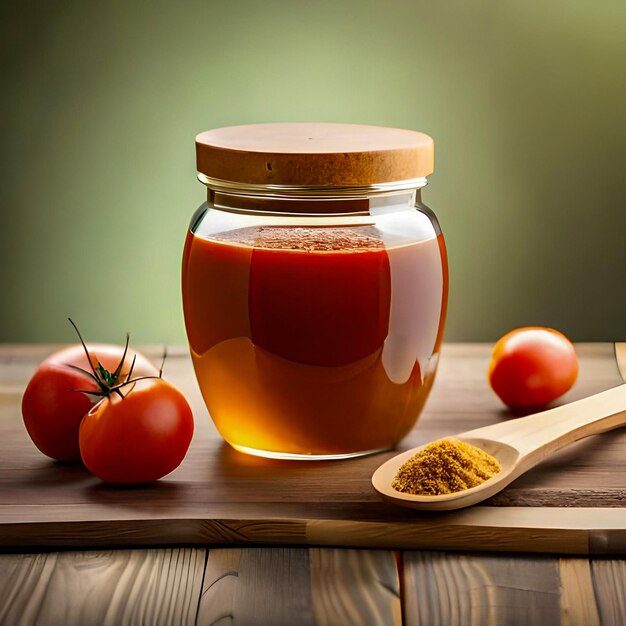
(372, 438, 521, 511)
(372, 384, 626, 511)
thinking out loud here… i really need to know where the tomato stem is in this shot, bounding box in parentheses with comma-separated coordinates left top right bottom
(159, 346, 167, 378)
(68, 318, 100, 381)
(65, 319, 165, 402)
(111, 332, 130, 381)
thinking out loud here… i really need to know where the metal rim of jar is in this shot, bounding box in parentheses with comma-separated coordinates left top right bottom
(197, 173, 428, 199)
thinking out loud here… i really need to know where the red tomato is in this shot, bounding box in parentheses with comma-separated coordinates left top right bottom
(79, 378, 193, 483)
(488, 327, 578, 409)
(22, 344, 158, 461)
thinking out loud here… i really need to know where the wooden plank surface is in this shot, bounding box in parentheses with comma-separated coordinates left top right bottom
(170, 547, 400, 626)
(402, 551, 626, 626)
(3, 548, 624, 626)
(198, 548, 313, 626)
(590, 560, 626, 625)
(558, 559, 601, 626)
(402, 551, 562, 625)
(0, 344, 624, 552)
(0, 548, 205, 626)
(309, 549, 401, 626)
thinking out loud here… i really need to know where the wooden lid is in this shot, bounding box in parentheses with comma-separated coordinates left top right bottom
(195, 123, 434, 187)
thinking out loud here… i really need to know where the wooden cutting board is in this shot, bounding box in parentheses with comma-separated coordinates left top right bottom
(1, 344, 624, 554)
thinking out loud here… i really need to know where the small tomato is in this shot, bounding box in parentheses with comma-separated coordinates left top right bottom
(488, 327, 578, 410)
(79, 378, 194, 484)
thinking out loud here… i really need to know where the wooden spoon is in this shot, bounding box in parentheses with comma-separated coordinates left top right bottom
(372, 384, 626, 511)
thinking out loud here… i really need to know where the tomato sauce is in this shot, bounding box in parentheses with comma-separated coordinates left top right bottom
(182, 224, 448, 457)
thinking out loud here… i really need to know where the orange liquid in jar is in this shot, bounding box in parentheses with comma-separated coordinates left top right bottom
(182, 223, 448, 457)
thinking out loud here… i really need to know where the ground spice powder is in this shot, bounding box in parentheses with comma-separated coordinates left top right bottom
(391, 438, 501, 496)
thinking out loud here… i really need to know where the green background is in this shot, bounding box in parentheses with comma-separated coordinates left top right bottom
(1, 0, 624, 344)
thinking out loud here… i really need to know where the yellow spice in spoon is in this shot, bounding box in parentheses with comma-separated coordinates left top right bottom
(392, 438, 501, 496)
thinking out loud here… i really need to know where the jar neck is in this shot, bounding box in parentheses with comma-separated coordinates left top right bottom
(198, 173, 427, 197)
(200, 175, 428, 217)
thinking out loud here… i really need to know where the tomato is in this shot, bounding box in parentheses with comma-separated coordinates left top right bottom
(488, 327, 578, 409)
(22, 344, 158, 461)
(79, 378, 194, 483)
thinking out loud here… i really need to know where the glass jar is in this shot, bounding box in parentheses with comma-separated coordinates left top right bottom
(182, 123, 448, 459)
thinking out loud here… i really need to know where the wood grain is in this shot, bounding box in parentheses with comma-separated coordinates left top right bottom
(0, 548, 205, 626)
(196, 548, 240, 626)
(402, 551, 561, 625)
(558, 559, 600, 626)
(309, 549, 401, 626)
(402, 551, 626, 626)
(198, 548, 312, 626)
(590, 559, 626, 626)
(197, 547, 401, 626)
(0, 344, 624, 552)
(306, 508, 626, 554)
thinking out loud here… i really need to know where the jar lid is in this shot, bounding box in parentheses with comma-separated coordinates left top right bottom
(195, 123, 434, 188)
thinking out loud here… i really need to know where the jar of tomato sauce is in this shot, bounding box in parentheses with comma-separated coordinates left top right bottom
(182, 123, 448, 459)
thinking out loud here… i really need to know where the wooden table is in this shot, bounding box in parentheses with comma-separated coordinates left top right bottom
(1, 344, 625, 625)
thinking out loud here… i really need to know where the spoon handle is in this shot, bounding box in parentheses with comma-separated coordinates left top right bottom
(461, 384, 626, 464)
